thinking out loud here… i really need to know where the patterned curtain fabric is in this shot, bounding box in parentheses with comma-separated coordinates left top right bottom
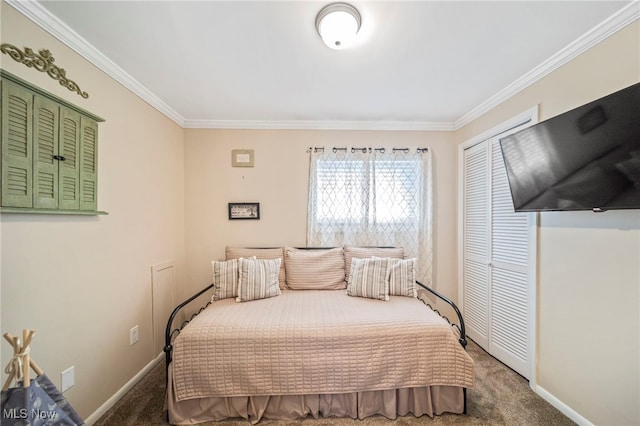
(307, 148, 433, 285)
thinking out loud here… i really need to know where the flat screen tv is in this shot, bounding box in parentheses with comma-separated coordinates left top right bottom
(499, 82, 640, 212)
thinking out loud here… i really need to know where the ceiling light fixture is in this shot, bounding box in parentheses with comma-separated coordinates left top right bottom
(315, 3, 362, 50)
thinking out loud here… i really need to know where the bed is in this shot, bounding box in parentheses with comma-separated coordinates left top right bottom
(164, 247, 474, 425)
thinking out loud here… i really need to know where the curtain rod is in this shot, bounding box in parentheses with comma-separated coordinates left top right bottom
(307, 147, 429, 153)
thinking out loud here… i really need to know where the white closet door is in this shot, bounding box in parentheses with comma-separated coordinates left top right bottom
(489, 137, 531, 378)
(460, 111, 536, 382)
(463, 142, 490, 349)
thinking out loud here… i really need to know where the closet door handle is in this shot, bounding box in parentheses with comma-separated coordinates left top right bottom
(53, 155, 66, 161)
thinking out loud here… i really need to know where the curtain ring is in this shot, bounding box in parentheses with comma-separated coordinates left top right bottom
(392, 148, 410, 153)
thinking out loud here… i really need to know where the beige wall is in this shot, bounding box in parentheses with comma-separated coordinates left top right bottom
(455, 22, 640, 426)
(183, 129, 458, 311)
(1, 2, 186, 420)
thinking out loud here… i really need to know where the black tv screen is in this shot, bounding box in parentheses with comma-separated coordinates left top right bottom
(499, 82, 640, 212)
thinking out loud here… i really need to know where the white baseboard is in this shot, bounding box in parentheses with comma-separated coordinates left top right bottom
(535, 385, 594, 426)
(84, 353, 163, 425)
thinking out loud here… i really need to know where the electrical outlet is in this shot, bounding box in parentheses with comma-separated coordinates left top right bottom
(61, 366, 74, 393)
(130, 325, 139, 345)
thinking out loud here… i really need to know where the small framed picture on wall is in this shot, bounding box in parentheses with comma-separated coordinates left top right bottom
(228, 202, 260, 220)
(232, 149, 254, 167)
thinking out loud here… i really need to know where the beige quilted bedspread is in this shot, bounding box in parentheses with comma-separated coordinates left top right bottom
(172, 289, 474, 401)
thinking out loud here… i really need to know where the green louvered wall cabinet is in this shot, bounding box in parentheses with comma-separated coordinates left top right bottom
(1, 70, 106, 215)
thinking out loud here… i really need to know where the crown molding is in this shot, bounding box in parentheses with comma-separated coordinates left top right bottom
(183, 119, 456, 131)
(6, 0, 185, 127)
(454, 1, 640, 130)
(8, 0, 638, 132)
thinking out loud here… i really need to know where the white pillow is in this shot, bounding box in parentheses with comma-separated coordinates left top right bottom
(236, 257, 282, 302)
(346, 257, 389, 301)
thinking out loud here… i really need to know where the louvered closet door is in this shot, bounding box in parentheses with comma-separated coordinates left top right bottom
(489, 136, 530, 378)
(462, 122, 535, 381)
(463, 142, 490, 349)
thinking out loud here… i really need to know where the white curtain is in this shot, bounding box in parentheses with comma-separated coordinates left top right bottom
(307, 148, 433, 285)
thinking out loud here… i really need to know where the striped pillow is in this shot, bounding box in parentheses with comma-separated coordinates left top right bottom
(236, 257, 282, 302)
(388, 257, 418, 297)
(226, 247, 286, 289)
(211, 258, 241, 301)
(344, 246, 404, 283)
(346, 257, 390, 301)
(284, 247, 346, 290)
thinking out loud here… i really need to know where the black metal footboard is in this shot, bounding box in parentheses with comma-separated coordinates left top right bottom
(164, 283, 214, 386)
(415, 280, 468, 415)
(416, 281, 467, 348)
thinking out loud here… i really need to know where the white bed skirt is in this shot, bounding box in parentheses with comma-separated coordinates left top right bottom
(167, 365, 465, 425)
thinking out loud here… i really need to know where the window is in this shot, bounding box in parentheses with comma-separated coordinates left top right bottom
(314, 158, 420, 224)
(314, 158, 368, 223)
(307, 148, 433, 284)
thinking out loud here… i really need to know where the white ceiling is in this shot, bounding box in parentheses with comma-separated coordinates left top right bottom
(10, 1, 638, 130)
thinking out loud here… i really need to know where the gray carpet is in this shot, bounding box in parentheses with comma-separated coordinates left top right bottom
(94, 340, 574, 425)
